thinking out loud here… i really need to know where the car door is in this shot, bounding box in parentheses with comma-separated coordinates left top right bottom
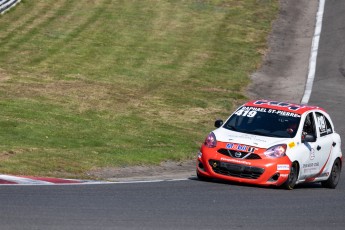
(311, 112, 334, 176)
(299, 112, 319, 179)
(301, 111, 334, 181)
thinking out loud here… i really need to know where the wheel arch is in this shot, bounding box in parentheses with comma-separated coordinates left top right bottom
(293, 160, 300, 177)
(335, 157, 342, 170)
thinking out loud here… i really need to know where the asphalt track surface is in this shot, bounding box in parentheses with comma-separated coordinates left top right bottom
(1, 1, 345, 230)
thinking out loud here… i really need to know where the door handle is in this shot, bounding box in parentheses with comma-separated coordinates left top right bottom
(332, 142, 336, 147)
(317, 145, 321, 151)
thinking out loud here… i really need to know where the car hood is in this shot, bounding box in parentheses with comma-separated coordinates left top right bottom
(213, 128, 291, 149)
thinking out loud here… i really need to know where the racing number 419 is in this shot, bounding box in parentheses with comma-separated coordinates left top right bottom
(235, 110, 257, 117)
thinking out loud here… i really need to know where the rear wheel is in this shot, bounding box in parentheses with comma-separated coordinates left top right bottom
(283, 162, 298, 190)
(321, 159, 341, 189)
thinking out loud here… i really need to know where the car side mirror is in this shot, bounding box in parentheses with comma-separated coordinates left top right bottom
(302, 134, 316, 143)
(215, 120, 223, 128)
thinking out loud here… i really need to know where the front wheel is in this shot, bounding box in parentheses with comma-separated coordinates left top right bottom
(321, 159, 341, 189)
(282, 162, 299, 190)
(196, 171, 211, 182)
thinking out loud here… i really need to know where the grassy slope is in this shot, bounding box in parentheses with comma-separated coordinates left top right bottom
(0, 0, 278, 178)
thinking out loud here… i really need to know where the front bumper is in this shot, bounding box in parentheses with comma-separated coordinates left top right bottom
(197, 148, 292, 187)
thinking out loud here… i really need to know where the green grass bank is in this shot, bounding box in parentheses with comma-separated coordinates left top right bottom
(0, 0, 278, 178)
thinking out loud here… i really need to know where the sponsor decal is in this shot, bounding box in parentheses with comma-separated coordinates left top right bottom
(253, 100, 305, 111)
(277, 164, 290, 171)
(303, 168, 318, 174)
(226, 143, 257, 153)
(241, 107, 267, 112)
(267, 109, 301, 118)
(317, 115, 327, 133)
(237, 145, 247, 151)
(280, 174, 289, 178)
(302, 162, 320, 174)
(239, 106, 300, 118)
(310, 148, 315, 160)
(229, 134, 268, 143)
(220, 157, 251, 165)
(248, 147, 256, 153)
(288, 142, 295, 149)
(226, 143, 234, 149)
(303, 162, 319, 168)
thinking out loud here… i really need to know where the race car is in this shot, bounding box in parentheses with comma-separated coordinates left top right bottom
(196, 99, 342, 189)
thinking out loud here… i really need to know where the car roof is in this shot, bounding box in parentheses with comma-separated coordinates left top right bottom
(243, 100, 325, 115)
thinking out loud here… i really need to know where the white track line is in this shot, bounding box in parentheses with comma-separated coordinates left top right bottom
(301, 0, 325, 104)
(112, 178, 190, 184)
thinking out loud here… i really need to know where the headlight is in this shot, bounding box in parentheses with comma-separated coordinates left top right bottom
(204, 132, 217, 148)
(264, 144, 287, 158)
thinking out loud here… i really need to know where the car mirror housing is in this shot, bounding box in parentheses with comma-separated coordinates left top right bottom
(302, 134, 316, 143)
(214, 120, 223, 128)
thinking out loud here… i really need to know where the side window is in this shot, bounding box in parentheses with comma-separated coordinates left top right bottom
(303, 113, 316, 138)
(316, 112, 333, 136)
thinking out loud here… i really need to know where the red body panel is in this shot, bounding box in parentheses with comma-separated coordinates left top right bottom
(244, 100, 324, 115)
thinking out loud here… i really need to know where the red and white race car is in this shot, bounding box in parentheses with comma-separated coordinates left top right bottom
(196, 100, 342, 189)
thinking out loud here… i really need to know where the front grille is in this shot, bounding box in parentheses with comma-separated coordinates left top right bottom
(217, 149, 261, 159)
(209, 160, 264, 179)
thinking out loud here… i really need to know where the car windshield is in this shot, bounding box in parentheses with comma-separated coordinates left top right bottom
(223, 106, 301, 138)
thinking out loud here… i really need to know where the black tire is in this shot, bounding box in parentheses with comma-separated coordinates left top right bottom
(321, 159, 341, 189)
(283, 162, 299, 190)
